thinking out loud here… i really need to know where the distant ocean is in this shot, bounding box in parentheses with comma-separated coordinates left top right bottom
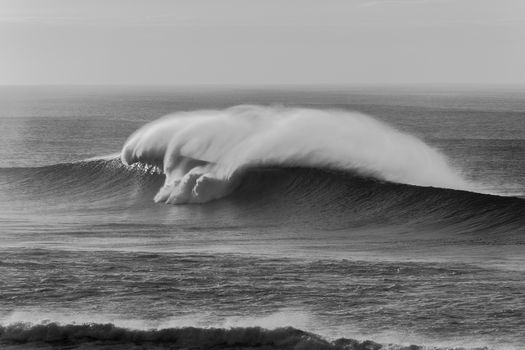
(0, 86, 524, 350)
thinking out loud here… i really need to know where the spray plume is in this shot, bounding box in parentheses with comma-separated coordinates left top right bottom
(121, 105, 467, 204)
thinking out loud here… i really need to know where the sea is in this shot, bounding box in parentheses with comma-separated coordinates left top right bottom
(0, 85, 524, 350)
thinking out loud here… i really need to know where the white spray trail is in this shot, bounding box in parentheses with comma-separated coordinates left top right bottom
(121, 105, 468, 204)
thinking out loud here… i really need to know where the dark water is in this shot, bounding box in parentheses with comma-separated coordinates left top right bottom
(0, 86, 524, 350)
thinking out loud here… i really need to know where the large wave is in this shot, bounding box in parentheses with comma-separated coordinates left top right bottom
(3, 105, 522, 233)
(2, 160, 523, 234)
(121, 105, 468, 204)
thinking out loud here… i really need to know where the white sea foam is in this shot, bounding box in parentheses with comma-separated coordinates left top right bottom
(1, 310, 515, 350)
(121, 105, 468, 204)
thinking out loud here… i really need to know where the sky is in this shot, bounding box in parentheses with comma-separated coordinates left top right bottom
(1, 0, 524, 85)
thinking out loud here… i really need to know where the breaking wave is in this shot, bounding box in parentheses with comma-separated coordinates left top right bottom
(2, 105, 523, 233)
(121, 105, 469, 204)
(1, 158, 523, 234)
(0, 322, 493, 350)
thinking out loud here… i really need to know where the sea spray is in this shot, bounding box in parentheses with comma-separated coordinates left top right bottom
(121, 105, 467, 204)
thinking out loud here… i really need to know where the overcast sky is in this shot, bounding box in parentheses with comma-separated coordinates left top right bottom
(1, 0, 524, 85)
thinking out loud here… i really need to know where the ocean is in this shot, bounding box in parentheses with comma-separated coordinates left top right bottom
(0, 86, 524, 350)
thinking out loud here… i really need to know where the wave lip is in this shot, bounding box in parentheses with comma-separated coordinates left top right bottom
(121, 105, 468, 204)
(0, 322, 493, 350)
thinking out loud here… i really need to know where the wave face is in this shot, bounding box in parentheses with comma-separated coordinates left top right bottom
(2, 159, 523, 235)
(233, 167, 525, 234)
(121, 105, 468, 204)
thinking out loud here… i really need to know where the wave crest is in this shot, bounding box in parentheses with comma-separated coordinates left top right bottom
(121, 105, 467, 204)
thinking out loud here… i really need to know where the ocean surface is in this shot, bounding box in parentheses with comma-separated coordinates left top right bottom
(0, 86, 524, 350)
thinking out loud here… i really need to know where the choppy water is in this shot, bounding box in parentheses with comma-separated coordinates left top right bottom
(0, 86, 524, 350)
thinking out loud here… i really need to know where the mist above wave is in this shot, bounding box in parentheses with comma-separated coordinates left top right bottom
(121, 105, 467, 204)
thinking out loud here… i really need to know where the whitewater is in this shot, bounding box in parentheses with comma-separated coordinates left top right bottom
(1, 86, 524, 350)
(121, 105, 468, 204)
